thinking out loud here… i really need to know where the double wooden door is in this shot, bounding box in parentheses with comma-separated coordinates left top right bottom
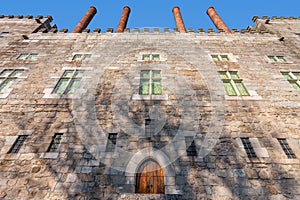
(136, 160, 164, 194)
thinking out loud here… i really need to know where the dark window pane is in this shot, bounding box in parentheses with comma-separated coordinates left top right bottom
(8, 135, 28, 154)
(241, 138, 257, 158)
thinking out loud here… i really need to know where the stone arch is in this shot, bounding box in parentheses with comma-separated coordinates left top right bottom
(125, 147, 180, 194)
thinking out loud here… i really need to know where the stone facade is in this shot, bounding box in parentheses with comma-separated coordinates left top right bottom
(0, 14, 300, 200)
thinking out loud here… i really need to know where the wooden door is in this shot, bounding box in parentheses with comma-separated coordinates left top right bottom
(136, 160, 164, 194)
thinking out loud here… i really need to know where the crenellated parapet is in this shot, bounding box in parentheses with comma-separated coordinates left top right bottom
(39, 27, 274, 36)
(1, 6, 299, 37)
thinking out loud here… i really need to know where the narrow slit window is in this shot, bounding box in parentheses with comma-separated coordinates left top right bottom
(241, 138, 257, 158)
(278, 138, 296, 159)
(47, 133, 63, 152)
(106, 133, 118, 152)
(185, 137, 197, 156)
(7, 135, 28, 154)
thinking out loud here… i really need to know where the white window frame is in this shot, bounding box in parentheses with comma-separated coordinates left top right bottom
(0, 130, 33, 157)
(52, 69, 83, 95)
(43, 67, 92, 99)
(141, 54, 160, 61)
(0, 68, 27, 98)
(132, 69, 168, 100)
(211, 54, 230, 62)
(281, 71, 300, 93)
(137, 52, 167, 62)
(139, 70, 162, 95)
(219, 71, 250, 96)
(71, 53, 91, 61)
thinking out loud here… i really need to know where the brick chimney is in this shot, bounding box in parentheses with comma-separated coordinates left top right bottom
(72, 6, 97, 33)
(116, 6, 131, 33)
(206, 7, 231, 34)
(172, 6, 186, 33)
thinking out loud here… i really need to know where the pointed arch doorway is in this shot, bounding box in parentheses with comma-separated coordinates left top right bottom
(136, 159, 165, 194)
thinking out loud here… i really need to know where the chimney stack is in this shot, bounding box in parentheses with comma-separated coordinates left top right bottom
(72, 6, 97, 33)
(206, 7, 231, 34)
(172, 6, 187, 33)
(116, 6, 131, 33)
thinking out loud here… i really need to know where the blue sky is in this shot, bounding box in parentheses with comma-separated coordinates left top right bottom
(0, 1, 299, 32)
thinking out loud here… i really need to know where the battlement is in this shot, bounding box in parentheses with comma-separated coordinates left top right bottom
(48, 27, 274, 35)
(1, 6, 299, 36)
(253, 16, 300, 22)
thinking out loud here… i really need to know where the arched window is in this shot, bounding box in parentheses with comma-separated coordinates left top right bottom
(136, 159, 164, 194)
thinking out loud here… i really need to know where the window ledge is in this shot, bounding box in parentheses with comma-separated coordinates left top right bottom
(0, 89, 12, 98)
(40, 152, 59, 159)
(268, 61, 293, 64)
(225, 95, 263, 101)
(132, 94, 168, 100)
(137, 59, 167, 62)
(43, 89, 86, 99)
(246, 157, 265, 163)
(273, 158, 299, 164)
(0, 153, 21, 160)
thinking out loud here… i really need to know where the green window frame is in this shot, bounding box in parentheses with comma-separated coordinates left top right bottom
(52, 69, 83, 94)
(268, 55, 286, 62)
(281, 72, 300, 93)
(142, 54, 160, 61)
(139, 70, 162, 95)
(17, 53, 38, 60)
(0, 69, 23, 93)
(72, 54, 91, 61)
(211, 54, 230, 62)
(219, 71, 249, 96)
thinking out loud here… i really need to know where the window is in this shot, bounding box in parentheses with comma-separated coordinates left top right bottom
(185, 137, 197, 156)
(139, 70, 162, 95)
(52, 70, 83, 94)
(268, 55, 286, 62)
(142, 54, 160, 61)
(281, 72, 300, 93)
(0, 31, 10, 37)
(278, 139, 296, 159)
(211, 54, 229, 62)
(7, 135, 28, 154)
(241, 138, 257, 158)
(0, 69, 23, 93)
(219, 71, 249, 96)
(72, 54, 91, 61)
(106, 133, 118, 152)
(145, 118, 152, 137)
(17, 53, 38, 60)
(47, 133, 63, 152)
